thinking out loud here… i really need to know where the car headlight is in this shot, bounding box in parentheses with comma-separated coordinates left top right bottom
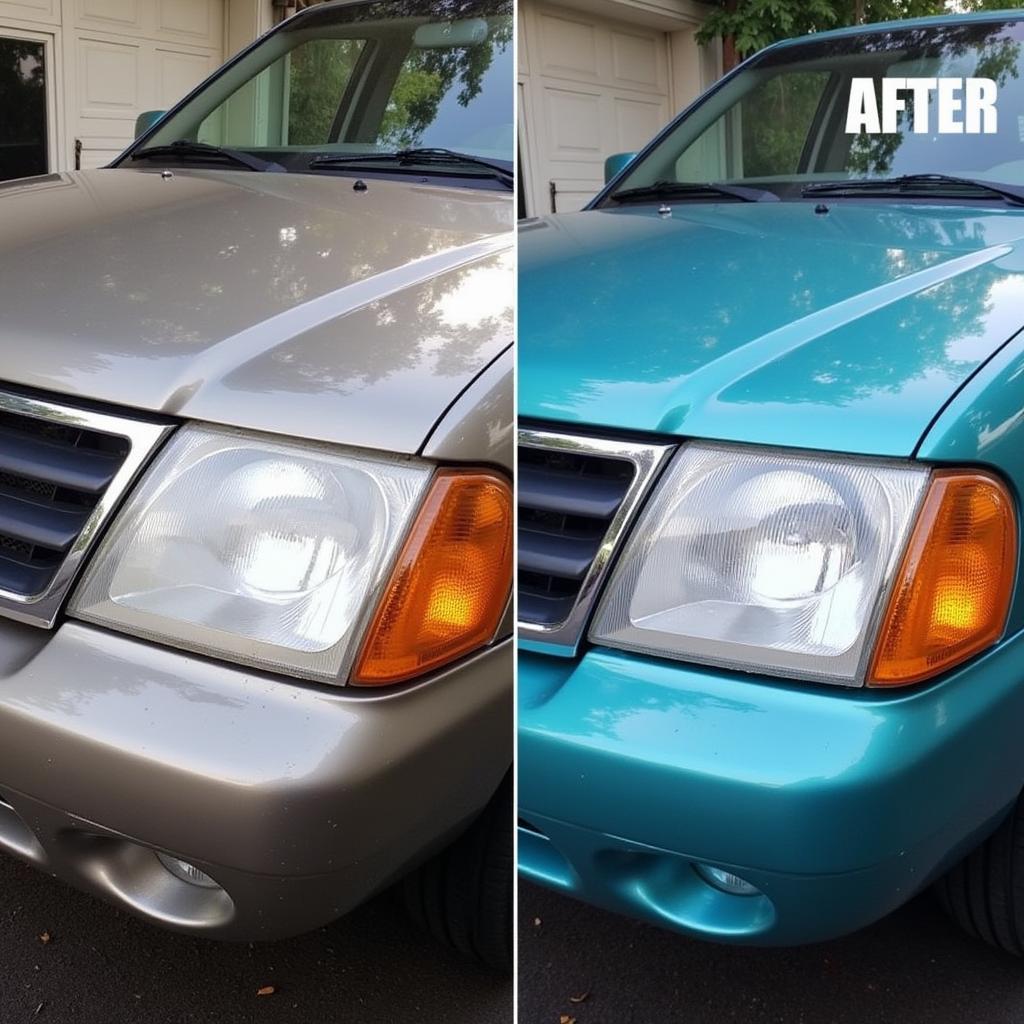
(590, 442, 1015, 687)
(70, 424, 512, 685)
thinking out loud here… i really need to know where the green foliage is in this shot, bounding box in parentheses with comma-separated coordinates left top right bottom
(284, 10, 512, 150)
(697, 0, 1024, 60)
(380, 15, 513, 149)
(287, 38, 363, 145)
(380, 67, 445, 148)
(697, 0, 838, 58)
(741, 71, 829, 176)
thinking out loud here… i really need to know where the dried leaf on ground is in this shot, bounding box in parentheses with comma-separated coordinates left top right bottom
(256, 985, 276, 997)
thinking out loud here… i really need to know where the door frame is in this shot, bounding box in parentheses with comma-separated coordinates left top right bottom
(0, 19, 63, 175)
(517, 77, 539, 217)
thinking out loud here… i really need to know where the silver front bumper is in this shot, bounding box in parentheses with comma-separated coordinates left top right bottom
(0, 620, 511, 939)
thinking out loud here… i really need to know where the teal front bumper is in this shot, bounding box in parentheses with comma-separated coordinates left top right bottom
(518, 638, 1024, 945)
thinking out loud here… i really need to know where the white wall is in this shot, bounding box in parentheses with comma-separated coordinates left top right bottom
(0, 0, 275, 174)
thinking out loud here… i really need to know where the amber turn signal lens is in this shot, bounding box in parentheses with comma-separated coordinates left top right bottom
(869, 470, 1017, 687)
(352, 470, 512, 685)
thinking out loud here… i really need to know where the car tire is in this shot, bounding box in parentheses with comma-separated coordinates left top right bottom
(935, 798, 1024, 955)
(402, 771, 512, 972)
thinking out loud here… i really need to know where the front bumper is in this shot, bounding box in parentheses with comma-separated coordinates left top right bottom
(0, 619, 510, 940)
(518, 639, 1024, 946)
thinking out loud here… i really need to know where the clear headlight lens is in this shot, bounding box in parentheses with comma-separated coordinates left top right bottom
(590, 443, 929, 685)
(70, 425, 432, 683)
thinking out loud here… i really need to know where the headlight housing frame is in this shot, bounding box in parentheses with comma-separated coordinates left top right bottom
(588, 440, 1017, 689)
(68, 423, 512, 687)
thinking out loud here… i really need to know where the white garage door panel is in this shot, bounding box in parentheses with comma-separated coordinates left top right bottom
(157, 47, 215, 106)
(75, 134, 128, 168)
(77, 35, 140, 115)
(521, 3, 671, 214)
(613, 96, 665, 148)
(537, 12, 598, 80)
(0, 0, 57, 25)
(76, 0, 141, 32)
(611, 31, 664, 91)
(544, 87, 603, 154)
(73, 37, 220, 165)
(157, 0, 221, 48)
(67, 0, 223, 169)
(73, 0, 220, 47)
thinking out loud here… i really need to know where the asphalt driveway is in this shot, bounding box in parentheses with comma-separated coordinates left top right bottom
(0, 854, 511, 1024)
(519, 882, 1024, 1023)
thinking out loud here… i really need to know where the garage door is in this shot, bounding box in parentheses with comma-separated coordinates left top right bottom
(519, 3, 671, 214)
(0, 0, 223, 178)
(69, 0, 224, 168)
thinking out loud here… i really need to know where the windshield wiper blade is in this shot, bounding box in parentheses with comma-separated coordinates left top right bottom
(131, 140, 284, 173)
(393, 147, 514, 186)
(804, 174, 1024, 206)
(610, 180, 778, 203)
(309, 148, 513, 187)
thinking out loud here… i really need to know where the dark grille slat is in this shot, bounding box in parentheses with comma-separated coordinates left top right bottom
(0, 425, 122, 494)
(517, 441, 637, 632)
(0, 552, 60, 595)
(518, 430, 675, 650)
(519, 464, 626, 519)
(0, 492, 90, 552)
(517, 589, 577, 628)
(0, 405, 133, 600)
(518, 528, 601, 581)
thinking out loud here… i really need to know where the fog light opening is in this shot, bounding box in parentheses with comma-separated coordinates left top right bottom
(694, 863, 762, 897)
(155, 851, 221, 890)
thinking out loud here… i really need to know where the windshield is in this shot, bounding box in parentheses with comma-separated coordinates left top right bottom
(124, 0, 512, 185)
(605, 17, 1024, 202)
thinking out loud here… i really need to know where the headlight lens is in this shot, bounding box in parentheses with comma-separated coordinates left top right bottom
(69, 424, 432, 683)
(590, 443, 929, 685)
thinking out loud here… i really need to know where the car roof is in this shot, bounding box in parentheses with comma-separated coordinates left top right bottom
(765, 8, 1024, 53)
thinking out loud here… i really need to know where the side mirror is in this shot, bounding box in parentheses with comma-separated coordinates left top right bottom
(134, 110, 166, 139)
(604, 152, 637, 184)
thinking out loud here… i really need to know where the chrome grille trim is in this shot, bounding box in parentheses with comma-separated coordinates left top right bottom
(0, 391, 173, 628)
(517, 427, 675, 656)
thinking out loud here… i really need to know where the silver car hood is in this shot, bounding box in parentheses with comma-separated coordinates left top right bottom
(0, 169, 513, 454)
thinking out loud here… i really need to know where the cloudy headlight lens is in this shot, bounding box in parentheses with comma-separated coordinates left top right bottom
(70, 425, 432, 683)
(590, 444, 929, 685)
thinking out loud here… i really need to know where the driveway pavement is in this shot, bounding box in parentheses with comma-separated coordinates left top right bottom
(0, 854, 511, 1024)
(518, 882, 1024, 1023)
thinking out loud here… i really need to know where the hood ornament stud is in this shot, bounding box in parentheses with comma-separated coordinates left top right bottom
(658, 203, 672, 219)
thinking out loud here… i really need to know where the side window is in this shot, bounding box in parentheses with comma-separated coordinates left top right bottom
(674, 70, 831, 182)
(0, 36, 49, 182)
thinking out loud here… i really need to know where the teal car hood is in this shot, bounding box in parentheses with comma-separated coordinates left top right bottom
(518, 202, 1024, 457)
